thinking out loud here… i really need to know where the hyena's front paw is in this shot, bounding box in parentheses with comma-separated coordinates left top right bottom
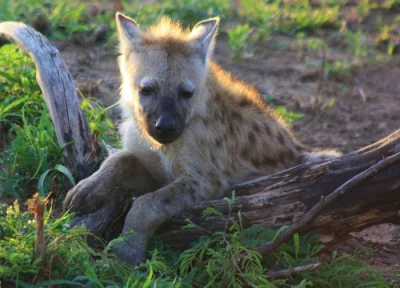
(112, 234, 147, 266)
(63, 174, 113, 214)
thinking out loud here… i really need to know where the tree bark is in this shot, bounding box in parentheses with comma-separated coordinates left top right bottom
(2, 22, 400, 251)
(158, 129, 400, 249)
(71, 129, 400, 251)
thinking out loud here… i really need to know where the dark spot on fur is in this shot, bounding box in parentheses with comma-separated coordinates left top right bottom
(239, 98, 251, 107)
(262, 155, 276, 167)
(203, 118, 209, 128)
(215, 93, 221, 101)
(240, 148, 250, 159)
(215, 138, 221, 147)
(286, 149, 296, 162)
(224, 170, 232, 177)
(278, 133, 286, 145)
(251, 157, 262, 168)
(211, 177, 223, 188)
(264, 124, 271, 136)
(278, 152, 285, 163)
(248, 131, 256, 143)
(229, 123, 235, 134)
(231, 110, 242, 120)
(211, 156, 217, 167)
(252, 122, 260, 133)
(214, 110, 224, 122)
(162, 197, 172, 205)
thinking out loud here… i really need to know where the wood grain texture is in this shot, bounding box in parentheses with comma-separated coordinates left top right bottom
(158, 129, 400, 249)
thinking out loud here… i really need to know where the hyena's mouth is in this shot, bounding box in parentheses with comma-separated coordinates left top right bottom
(153, 135, 178, 144)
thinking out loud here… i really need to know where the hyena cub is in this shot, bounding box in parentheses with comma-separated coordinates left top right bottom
(64, 13, 339, 265)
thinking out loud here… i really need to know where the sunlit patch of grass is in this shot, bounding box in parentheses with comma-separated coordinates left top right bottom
(0, 194, 392, 287)
(0, 199, 180, 287)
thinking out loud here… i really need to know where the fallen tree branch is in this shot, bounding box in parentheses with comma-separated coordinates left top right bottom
(0, 21, 98, 181)
(256, 152, 400, 258)
(157, 129, 400, 248)
(266, 263, 321, 279)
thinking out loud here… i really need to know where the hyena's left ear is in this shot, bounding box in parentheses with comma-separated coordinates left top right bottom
(190, 17, 220, 62)
(116, 12, 142, 52)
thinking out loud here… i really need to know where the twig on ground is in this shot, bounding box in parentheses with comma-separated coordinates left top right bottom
(358, 86, 367, 102)
(266, 263, 321, 278)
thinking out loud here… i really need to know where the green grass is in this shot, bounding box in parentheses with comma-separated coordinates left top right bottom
(0, 200, 180, 287)
(0, 195, 394, 287)
(0, 45, 117, 200)
(0, 196, 389, 287)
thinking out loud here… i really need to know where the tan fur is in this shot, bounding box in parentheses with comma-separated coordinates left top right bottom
(64, 14, 340, 266)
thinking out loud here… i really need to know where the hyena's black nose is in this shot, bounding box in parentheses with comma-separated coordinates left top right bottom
(155, 114, 176, 134)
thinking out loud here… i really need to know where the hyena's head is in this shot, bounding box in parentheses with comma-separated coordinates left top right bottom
(116, 13, 219, 144)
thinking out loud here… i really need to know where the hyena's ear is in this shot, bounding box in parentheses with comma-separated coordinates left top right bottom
(190, 17, 220, 62)
(116, 12, 142, 51)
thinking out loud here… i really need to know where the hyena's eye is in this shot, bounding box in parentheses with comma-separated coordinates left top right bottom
(139, 85, 153, 96)
(179, 89, 194, 99)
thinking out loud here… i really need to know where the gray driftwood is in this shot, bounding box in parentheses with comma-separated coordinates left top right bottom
(0, 22, 97, 181)
(2, 22, 400, 251)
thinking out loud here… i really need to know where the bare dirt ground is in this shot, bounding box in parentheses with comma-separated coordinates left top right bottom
(57, 26, 400, 281)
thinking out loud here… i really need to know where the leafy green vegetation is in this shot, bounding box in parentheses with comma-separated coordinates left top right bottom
(0, 200, 180, 287)
(227, 23, 254, 60)
(1, 195, 393, 287)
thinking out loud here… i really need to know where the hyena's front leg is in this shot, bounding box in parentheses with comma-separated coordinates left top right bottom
(63, 151, 159, 214)
(114, 177, 214, 266)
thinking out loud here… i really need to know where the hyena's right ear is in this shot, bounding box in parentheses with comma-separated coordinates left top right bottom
(190, 17, 220, 63)
(116, 12, 142, 52)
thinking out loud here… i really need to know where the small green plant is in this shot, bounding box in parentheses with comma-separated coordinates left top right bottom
(227, 24, 254, 60)
(357, 0, 371, 19)
(275, 106, 304, 127)
(325, 60, 351, 78)
(344, 30, 370, 62)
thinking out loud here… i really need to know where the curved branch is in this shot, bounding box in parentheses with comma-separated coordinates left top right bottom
(0, 21, 96, 181)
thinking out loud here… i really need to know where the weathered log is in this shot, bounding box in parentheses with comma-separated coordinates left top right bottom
(71, 129, 400, 250)
(158, 129, 400, 249)
(0, 22, 97, 181)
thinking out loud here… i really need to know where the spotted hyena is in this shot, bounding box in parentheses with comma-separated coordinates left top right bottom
(64, 13, 339, 265)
